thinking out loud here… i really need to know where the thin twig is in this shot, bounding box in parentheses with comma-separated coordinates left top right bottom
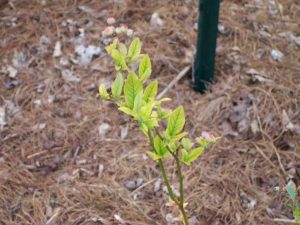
(156, 66, 191, 99)
(273, 218, 300, 224)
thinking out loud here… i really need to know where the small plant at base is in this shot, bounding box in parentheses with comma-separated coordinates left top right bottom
(98, 36, 219, 225)
(275, 181, 300, 224)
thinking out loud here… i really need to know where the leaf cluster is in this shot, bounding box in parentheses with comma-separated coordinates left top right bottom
(99, 37, 217, 166)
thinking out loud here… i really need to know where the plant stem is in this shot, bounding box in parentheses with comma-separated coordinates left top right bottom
(149, 128, 189, 225)
(148, 129, 178, 204)
(158, 159, 178, 204)
(175, 151, 189, 225)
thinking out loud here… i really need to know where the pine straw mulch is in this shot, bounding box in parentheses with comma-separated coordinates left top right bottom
(0, 0, 300, 224)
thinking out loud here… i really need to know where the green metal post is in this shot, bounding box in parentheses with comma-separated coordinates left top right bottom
(193, 0, 220, 93)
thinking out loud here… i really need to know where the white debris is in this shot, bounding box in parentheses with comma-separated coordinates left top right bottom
(59, 57, 69, 66)
(120, 125, 128, 139)
(78, 28, 85, 38)
(0, 106, 7, 129)
(218, 24, 227, 34)
(47, 95, 55, 104)
(98, 123, 111, 136)
(282, 110, 295, 131)
(7, 66, 18, 78)
(142, 154, 149, 160)
(247, 199, 257, 210)
(53, 41, 62, 58)
(278, 31, 300, 47)
(165, 213, 173, 222)
(125, 177, 144, 191)
(98, 164, 104, 177)
(76, 159, 87, 165)
(154, 179, 162, 192)
(61, 70, 80, 83)
(114, 214, 125, 223)
(251, 120, 259, 134)
(33, 99, 42, 105)
(75, 45, 102, 65)
(150, 12, 164, 27)
(246, 68, 273, 83)
(40, 35, 51, 45)
(193, 22, 198, 31)
(268, 0, 279, 15)
(32, 123, 46, 131)
(12, 51, 30, 69)
(270, 49, 284, 62)
(78, 5, 95, 14)
(256, 48, 265, 59)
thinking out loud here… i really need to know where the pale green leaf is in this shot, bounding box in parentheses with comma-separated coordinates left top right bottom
(144, 118, 159, 129)
(186, 146, 205, 164)
(285, 181, 297, 201)
(105, 38, 118, 54)
(140, 101, 155, 119)
(128, 38, 141, 62)
(154, 136, 167, 156)
(119, 43, 127, 57)
(146, 151, 162, 161)
(166, 106, 185, 137)
(118, 106, 136, 117)
(139, 123, 149, 136)
(144, 80, 158, 102)
(111, 49, 127, 71)
(171, 132, 188, 142)
(133, 92, 144, 113)
(111, 73, 124, 99)
(138, 55, 152, 83)
(99, 84, 109, 100)
(124, 72, 143, 109)
(181, 138, 194, 151)
(157, 105, 169, 119)
(182, 149, 191, 165)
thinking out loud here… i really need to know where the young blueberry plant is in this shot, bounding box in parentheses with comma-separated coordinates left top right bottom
(98, 37, 218, 225)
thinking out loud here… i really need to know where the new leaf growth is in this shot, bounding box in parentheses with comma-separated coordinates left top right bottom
(99, 37, 219, 225)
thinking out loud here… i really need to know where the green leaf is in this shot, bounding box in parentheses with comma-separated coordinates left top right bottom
(99, 84, 109, 100)
(140, 123, 151, 137)
(154, 136, 167, 156)
(285, 181, 297, 201)
(166, 106, 185, 137)
(118, 106, 136, 117)
(124, 72, 143, 109)
(181, 138, 193, 151)
(293, 205, 300, 220)
(105, 38, 118, 54)
(186, 146, 205, 164)
(182, 149, 191, 165)
(143, 80, 158, 102)
(144, 117, 159, 129)
(133, 92, 144, 113)
(140, 101, 155, 119)
(119, 43, 127, 57)
(157, 105, 169, 119)
(128, 38, 141, 62)
(111, 49, 127, 71)
(111, 73, 124, 99)
(171, 132, 188, 142)
(138, 55, 152, 83)
(146, 151, 162, 160)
